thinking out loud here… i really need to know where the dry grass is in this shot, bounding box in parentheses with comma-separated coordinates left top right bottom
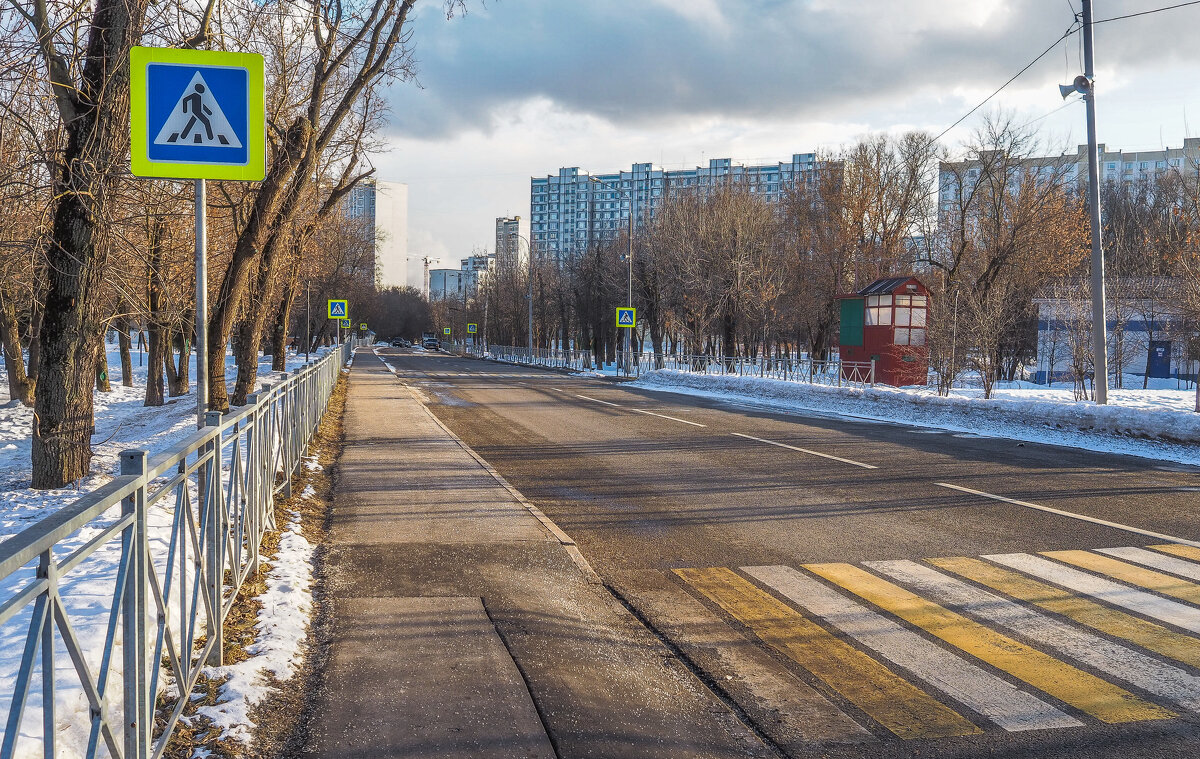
(155, 372, 350, 759)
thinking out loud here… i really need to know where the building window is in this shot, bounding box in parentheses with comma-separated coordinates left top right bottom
(865, 294, 892, 326)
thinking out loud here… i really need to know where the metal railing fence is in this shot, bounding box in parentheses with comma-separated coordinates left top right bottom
(0, 339, 355, 759)
(615, 352, 875, 387)
(479, 345, 595, 372)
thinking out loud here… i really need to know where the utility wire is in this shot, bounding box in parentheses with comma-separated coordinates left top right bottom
(1094, 0, 1200, 24)
(929, 22, 1080, 145)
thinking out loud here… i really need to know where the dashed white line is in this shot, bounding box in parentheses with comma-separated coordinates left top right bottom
(731, 432, 876, 469)
(628, 408, 707, 427)
(934, 483, 1200, 548)
(575, 394, 621, 407)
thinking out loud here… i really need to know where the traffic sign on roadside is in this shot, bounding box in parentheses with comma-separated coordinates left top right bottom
(359, 323, 368, 330)
(616, 307, 636, 329)
(443, 327, 452, 335)
(328, 300, 348, 319)
(130, 47, 265, 180)
(340, 318, 351, 329)
(467, 323, 478, 334)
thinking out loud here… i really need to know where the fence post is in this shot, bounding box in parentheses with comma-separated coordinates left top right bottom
(121, 449, 149, 759)
(870, 358, 876, 388)
(203, 410, 225, 666)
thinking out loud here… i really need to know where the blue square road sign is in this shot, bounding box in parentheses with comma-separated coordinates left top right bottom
(616, 307, 636, 329)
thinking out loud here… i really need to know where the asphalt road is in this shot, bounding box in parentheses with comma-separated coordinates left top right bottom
(379, 347, 1200, 759)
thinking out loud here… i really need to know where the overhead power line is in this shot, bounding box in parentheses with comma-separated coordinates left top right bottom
(1094, 0, 1200, 24)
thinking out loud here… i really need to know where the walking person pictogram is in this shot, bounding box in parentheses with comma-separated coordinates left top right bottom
(178, 84, 219, 143)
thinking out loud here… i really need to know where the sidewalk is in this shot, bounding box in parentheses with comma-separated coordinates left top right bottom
(297, 351, 770, 758)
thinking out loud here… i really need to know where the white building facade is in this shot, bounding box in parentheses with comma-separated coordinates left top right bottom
(495, 216, 530, 270)
(530, 154, 818, 262)
(343, 179, 411, 289)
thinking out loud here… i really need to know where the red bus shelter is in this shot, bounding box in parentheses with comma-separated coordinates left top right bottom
(838, 276, 931, 386)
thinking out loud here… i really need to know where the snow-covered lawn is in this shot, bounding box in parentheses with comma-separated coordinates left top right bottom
(632, 370, 1200, 467)
(0, 343, 322, 758)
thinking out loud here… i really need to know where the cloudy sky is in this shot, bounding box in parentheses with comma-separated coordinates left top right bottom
(373, 0, 1200, 286)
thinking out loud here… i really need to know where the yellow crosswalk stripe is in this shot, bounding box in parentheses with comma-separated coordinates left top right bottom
(674, 567, 981, 739)
(1150, 544, 1200, 563)
(930, 556, 1200, 671)
(1044, 550, 1200, 605)
(805, 562, 1174, 724)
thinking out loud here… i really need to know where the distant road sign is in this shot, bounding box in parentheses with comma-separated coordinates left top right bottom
(340, 318, 351, 329)
(616, 307, 636, 329)
(467, 323, 478, 334)
(359, 323, 368, 330)
(328, 300, 348, 319)
(443, 327, 451, 335)
(130, 47, 265, 180)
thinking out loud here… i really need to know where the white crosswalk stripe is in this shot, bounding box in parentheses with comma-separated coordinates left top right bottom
(1098, 547, 1200, 581)
(869, 560, 1200, 712)
(985, 553, 1200, 634)
(744, 565, 1081, 732)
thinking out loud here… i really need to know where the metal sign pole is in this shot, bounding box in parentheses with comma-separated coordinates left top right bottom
(195, 178, 208, 427)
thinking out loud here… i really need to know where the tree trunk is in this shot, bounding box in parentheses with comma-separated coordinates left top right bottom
(116, 309, 133, 386)
(95, 335, 111, 393)
(31, 0, 148, 488)
(271, 252, 302, 371)
(169, 325, 191, 396)
(232, 231, 288, 406)
(0, 287, 34, 405)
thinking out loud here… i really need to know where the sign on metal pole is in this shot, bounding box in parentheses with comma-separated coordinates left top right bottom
(467, 323, 478, 334)
(328, 300, 348, 319)
(616, 307, 636, 329)
(359, 323, 368, 330)
(340, 318, 351, 329)
(130, 47, 265, 181)
(443, 327, 451, 336)
(131, 47, 265, 428)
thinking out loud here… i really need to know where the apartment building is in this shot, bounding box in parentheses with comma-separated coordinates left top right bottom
(342, 179, 412, 289)
(938, 137, 1200, 212)
(529, 153, 819, 262)
(495, 216, 530, 270)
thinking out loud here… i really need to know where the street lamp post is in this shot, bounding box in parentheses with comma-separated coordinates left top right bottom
(589, 176, 636, 373)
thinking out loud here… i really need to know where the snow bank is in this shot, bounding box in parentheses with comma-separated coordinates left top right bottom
(633, 370, 1200, 466)
(194, 509, 314, 744)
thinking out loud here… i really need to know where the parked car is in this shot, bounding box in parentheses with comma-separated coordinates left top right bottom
(391, 338, 407, 348)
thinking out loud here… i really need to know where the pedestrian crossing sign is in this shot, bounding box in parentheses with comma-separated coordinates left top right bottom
(443, 327, 452, 335)
(130, 47, 265, 180)
(359, 323, 368, 330)
(327, 300, 348, 319)
(616, 307, 636, 328)
(467, 323, 478, 334)
(340, 319, 351, 329)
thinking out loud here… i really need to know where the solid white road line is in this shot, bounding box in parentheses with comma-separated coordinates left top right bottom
(1099, 547, 1200, 582)
(628, 408, 707, 427)
(743, 565, 1080, 732)
(986, 553, 1200, 635)
(574, 394, 621, 407)
(871, 559, 1200, 712)
(934, 483, 1200, 549)
(731, 432, 876, 469)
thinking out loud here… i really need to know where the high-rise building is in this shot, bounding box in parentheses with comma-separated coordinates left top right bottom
(494, 216, 530, 270)
(529, 154, 819, 262)
(938, 137, 1200, 213)
(342, 179, 411, 289)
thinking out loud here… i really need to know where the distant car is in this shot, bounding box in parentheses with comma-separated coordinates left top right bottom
(391, 339, 406, 347)
(421, 337, 440, 350)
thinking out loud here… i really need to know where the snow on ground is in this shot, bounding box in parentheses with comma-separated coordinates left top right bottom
(193, 509, 313, 744)
(0, 343, 323, 758)
(631, 370, 1200, 467)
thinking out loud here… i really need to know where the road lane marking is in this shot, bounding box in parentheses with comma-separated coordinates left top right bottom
(743, 565, 1078, 732)
(574, 394, 621, 407)
(628, 408, 706, 427)
(1044, 550, 1200, 606)
(929, 556, 1200, 671)
(985, 553, 1200, 634)
(731, 433, 876, 469)
(933, 483, 1200, 548)
(1153, 543, 1200, 563)
(806, 562, 1173, 724)
(674, 567, 981, 739)
(1100, 546, 1200, 582)
(871, 560, 1200, 712)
